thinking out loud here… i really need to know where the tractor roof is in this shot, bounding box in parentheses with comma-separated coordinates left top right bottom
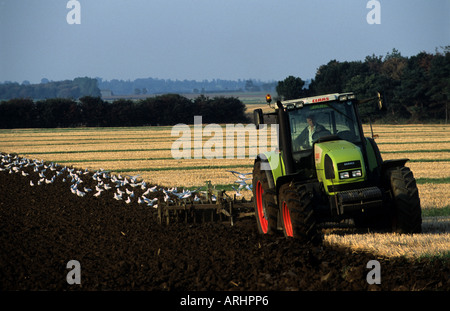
(281, 92, 355, 108)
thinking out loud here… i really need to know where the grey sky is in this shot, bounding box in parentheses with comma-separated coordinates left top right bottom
(0, 0, 449, 84)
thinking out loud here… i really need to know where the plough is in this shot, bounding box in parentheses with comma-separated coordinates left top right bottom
(157, 181, 255, 225)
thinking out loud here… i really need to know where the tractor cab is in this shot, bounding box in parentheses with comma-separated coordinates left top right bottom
(280, 93, 365, 180)
(283, 93, 362, 152)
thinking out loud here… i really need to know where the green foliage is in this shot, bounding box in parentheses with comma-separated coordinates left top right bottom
(193, 95, 247, 124)
(0, 95, 248, 128)
(0, 98, 36, 128)
(73, 77, 101, 98)
(0, 77, 101, 100)
(35, 98, 79, 128)
(280, 47, 450, 123)
(276, 76, 306, 100)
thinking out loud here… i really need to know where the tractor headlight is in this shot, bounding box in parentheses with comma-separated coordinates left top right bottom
(352, 170, 362, 178)
(339, 171, 350, 179)
(295, 101, 304, 109)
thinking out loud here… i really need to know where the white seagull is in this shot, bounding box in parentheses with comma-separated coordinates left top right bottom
(227, 170, 252, 180)
(94, 189, 103, 197)
(76, 189, 86, 197)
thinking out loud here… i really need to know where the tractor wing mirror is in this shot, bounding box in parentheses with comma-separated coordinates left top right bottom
(253, 109, 264, 129)
(377, 92, 387, 111)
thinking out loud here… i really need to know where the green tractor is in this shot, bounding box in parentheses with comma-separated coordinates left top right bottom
(252, 92, 422, 242)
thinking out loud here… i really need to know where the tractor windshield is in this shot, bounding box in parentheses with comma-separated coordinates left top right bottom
(288, 100, 362, 152)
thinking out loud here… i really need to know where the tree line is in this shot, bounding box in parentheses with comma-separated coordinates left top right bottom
(0, 77, 101, 100)
(276, 47, 449, 122)
(0, 94, 248, 129)
(98, 77, 277, 96)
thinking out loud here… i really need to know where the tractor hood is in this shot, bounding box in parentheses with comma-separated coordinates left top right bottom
(314, 140, 366, 195)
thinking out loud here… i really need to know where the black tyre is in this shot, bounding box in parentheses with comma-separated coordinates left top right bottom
(252, 160, 277, 235)
(278, 182, 320, 243)
(386, 166, 422, 233)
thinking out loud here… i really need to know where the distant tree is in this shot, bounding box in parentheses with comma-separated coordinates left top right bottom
(245, 80, 261, 92)
(344, 74, 390, 121)
(106, 99, 133, 127)
(426, 47, 450, 120)
(73, 77, 101, 97)
(381, 56, 407, 81)
(394, 68, 427, 121)
(309, 60, 369, 96)
(384, 48, 403, 61)
(261, 82, 277, 92)
(365, 54, 383, 74)
(35, 98, 79, 128)
(152, 94, 194, 125)
(0, 77, 101, 100)
(210, 96, 248, 123)
(392, 53, 437, 122)
(276, 76, 306, 100)
(79, 96, 107, 127)
(0, 99, 36, 128)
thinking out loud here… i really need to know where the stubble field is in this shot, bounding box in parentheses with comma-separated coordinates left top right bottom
(0, 122, 449, 291)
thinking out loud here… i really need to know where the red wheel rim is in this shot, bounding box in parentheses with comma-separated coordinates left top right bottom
(256, 181, 268, 233)
(282, 201, 293, 237)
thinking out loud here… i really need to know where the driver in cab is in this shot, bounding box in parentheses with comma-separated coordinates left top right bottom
(293, 114, 330, 151)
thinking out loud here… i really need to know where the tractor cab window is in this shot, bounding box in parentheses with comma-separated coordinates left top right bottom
(288, 100, 362, 153)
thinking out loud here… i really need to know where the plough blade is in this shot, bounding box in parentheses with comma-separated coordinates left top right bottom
(157, 200, 254, 225)
(157, 181, 254, 225)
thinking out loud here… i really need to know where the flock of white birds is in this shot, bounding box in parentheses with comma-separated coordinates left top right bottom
(0, 153, 253, 208)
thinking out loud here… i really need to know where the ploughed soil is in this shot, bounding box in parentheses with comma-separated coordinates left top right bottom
(0, 155, 449, 291)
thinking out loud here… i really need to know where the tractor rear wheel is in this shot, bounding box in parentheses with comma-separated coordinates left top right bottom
(279, 183, 320, 243)
(386, 166, 422, 233)
(252, 160, 277, 235)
